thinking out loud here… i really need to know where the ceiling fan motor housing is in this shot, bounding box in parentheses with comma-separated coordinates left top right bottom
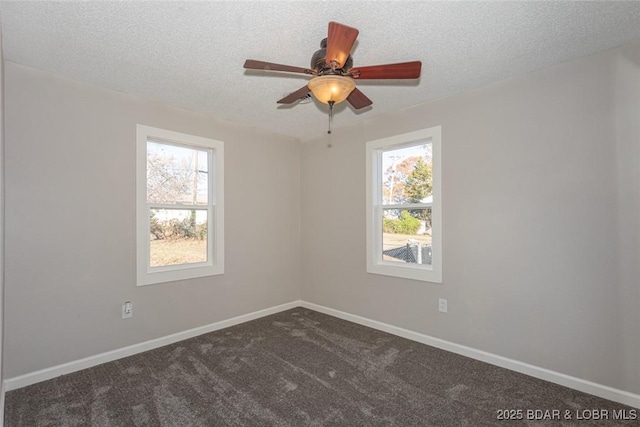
(311, 38, 353, 75)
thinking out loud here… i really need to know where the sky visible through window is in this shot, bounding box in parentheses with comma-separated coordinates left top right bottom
(382, 143, 431, 179)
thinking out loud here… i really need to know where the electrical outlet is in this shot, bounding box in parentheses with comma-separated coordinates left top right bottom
(122, 301, 133, 319)
(438, 298, 448, 313)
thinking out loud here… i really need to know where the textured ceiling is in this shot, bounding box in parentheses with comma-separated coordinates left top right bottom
(2, 1, 640, 142)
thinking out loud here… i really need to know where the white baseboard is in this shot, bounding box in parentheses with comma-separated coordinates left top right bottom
(5, 299, 640, 410)
(4, 300, 302, 391)
(299, 301, 640, 409)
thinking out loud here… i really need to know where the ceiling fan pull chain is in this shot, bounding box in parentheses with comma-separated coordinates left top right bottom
(328, 100, 335, 134)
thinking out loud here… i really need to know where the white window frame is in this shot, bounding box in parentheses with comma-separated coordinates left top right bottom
(366, 126, 442, 283)
(136, 125, 224, 286)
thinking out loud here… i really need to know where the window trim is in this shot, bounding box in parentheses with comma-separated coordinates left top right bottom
(366, 126, 442, 283)
(136, 125, 224, 286)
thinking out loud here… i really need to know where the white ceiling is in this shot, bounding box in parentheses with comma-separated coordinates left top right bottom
(2, 1, 640, 142)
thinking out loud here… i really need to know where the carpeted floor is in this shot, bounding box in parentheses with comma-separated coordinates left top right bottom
(4, 308, 637, 426)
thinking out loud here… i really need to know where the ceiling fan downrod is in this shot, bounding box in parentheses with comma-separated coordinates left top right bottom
(327, 100, 335, 134)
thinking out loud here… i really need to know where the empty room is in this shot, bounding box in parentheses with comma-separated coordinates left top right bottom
(0, 1, 639, 426)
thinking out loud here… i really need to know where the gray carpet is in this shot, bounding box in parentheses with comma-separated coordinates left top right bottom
(4, 308, 637, 426)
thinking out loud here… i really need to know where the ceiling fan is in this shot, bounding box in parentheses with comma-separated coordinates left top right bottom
(243, 21, 422, 117)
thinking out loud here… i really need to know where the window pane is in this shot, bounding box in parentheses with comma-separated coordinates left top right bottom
(382, 208, 432, 265)
(147, 141, 209, 205)
(149, 208, 208, 267)
(381, 143, 432, 205)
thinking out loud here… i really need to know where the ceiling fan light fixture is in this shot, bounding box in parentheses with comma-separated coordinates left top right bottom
(307, 75, 356, 104)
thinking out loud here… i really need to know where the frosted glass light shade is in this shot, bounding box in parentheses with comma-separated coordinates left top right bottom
(307, 75, 356, 104)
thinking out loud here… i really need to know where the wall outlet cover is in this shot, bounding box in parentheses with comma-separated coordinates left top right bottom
(122, 302, 133, 319)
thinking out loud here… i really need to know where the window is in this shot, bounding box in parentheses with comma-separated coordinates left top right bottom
(366, 126, 442, 282)
(136, 125, 224, 286)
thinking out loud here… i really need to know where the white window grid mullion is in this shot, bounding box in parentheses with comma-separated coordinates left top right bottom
(208, 147, 216, 265)
(209, 205, 215, 265)
(148, 203, 209, 210)
(209, 148, 215, 205)
(372, 149, 384, 264)
(374, 205, 383, 263)
(145, 205, 152, 273)
(381, 203, 433, 210)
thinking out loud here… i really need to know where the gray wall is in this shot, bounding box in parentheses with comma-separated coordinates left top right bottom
(615, 44, 640, 394)
(3, 63, 301, 379)
(301, 43, 640, 395)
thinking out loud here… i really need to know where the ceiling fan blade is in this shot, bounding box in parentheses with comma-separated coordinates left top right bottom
(325, 21, 359, 69)
(350, 61, 422, 79)
(347, 88, 372, 110)
(244, 59, 314, 75)
(277, 86, 311, 104)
